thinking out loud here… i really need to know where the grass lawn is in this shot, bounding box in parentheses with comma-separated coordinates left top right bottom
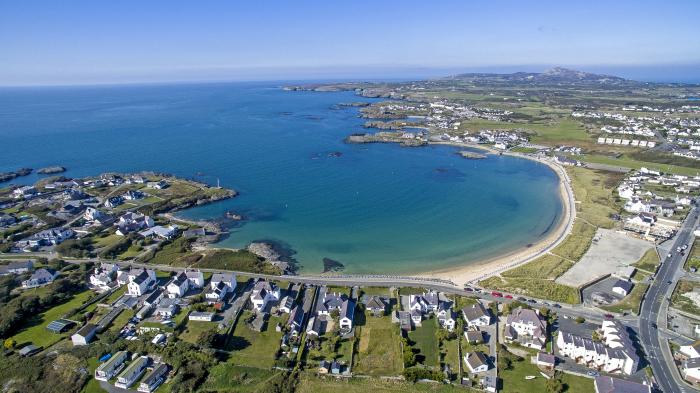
(354, 314, 403, 376)
(408, 317, 439, 367)
(671, 280, 700, 316)
(297, 374, 465, 393)
(226, 311, 285, 369)
(501, 254, 570, 280)
(582, 153, 700, 177)
(107, 308, 134, 332)
(634, 248, 661, 273)
(500, 359, 594, 393)
(441, 337, 461, 377)
(567, 166, 622, 229)
(11, 289, 95, 347)
(550, 220, 597, 262)
(179, 320, 219, 344)
(102, 286, 127, 306)
(479, 276, 580, 304)
(686, 239, 700, 272)
(92, 234, 122, 248)
(601, 283, 649, 315)
(118, 243, 143, 259)
(203, 364, 281, 393)
(358, 286, 392, 297)
(81, 358, 106, 393)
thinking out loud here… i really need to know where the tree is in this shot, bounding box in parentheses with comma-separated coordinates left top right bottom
(545, 377, 564, 393)
(3, 338, 16, 349)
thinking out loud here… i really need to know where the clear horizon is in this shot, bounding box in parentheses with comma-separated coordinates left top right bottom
(1, 0, 700, 86)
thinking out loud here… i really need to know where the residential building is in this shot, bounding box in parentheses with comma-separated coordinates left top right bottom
(95, 351, 129, 381)
(90, 263, 118, 290)
(505, 307, 547, 350)
(189, 311, 215, 322)
(165, 272, 190, 298)
(139, 225, 178, 240)
(680, 340, 700, 359)
(593, 376, 651, 393)
(126, 269, 157, 296)
(22, 268, 58, 288)
(25, 228, 74, 247)
(437, 303, 456, 331)
(339, 299, 355, 332)
(251, 280, 280, 311)
(363, 295, 388, 316)
(155, 298, 179, 318)
(0, 260, 33, 276)
(612, 280, 634, 297)
(557, 321, 639, 375)
(205, 272, 236, 301)
(464, 351, 489, 373)
(683, 357, 700, 384)
(462, 302, 492, 327)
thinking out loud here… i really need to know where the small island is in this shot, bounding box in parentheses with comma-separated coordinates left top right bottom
(457, 150, 487, 159)
(37, 166, 66, 174)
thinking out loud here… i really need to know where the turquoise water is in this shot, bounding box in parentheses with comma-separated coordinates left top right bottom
(0, 82, 562, 274)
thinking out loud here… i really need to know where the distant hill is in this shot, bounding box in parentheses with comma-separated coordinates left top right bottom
(449, 67, 636, 86)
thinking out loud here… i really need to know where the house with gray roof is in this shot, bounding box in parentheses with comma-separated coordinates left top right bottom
(22, 268, 58, 288)
(505, 307, 547, 350)
(593, 376, 651, 393)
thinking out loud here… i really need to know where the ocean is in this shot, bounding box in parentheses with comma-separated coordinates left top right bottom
(0, 82, 562, 274)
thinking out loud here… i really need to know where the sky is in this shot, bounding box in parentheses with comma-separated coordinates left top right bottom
(1, 0, 699, 85)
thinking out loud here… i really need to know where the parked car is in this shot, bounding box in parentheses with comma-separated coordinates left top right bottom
(587, 371, 600, 377)
(604, 314, 614, 319)
(505, 295, 513, 299)
(491, 291, 503, 298)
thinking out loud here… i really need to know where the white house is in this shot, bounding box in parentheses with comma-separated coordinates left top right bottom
(505, 307, 547, 350)
(683, 358, 700, 384)
(612, 280, 634, 297)
(557, 321, 639, 375)
(464, 351, 490, 373)
(462, 302, 491, 327)
(166, 272, 190, 298)
(90, 263, 118, 291)
(205, 272, 236, 301)
(250, 280, 280, 311)
(71, 324, 97, 346)
(408, 290, 440, 315)
(22, 268, 58, 288)
(437, 303, 456, 331)
(339, 299, 356, 332)
(126, 269, 157, 296)
(679, 341, 700, 359)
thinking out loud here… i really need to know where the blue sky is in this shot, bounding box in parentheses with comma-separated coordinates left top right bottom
(1, 0, 699, 85)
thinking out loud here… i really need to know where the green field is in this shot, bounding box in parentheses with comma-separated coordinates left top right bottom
(11, 289, 95, 348)
(354, 313, 403, 376)
(499, 358, 594, 393)
(408, 317, 439, 367)
(226, 311, 286, 369)
(634, 248, 661, 273)
(203, 365, 281, 393)
(179, 319, 219, 344)
(296, 374, 466, 393)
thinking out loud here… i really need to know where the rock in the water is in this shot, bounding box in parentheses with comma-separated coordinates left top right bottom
(322, 257, 345, 273)
(37, 166, 66, 174)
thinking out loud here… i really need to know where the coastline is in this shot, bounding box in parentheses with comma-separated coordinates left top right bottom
(416, 141, 576, 286)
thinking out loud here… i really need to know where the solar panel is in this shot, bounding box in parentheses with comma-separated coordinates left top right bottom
(46, 319, 74, 333)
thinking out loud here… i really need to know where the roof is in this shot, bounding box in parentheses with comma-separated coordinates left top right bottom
(462, 303, 489, 321)
(74, 323, 98, 338)
(613, 280, 634, 292)
(594, 376, 651, 393)
(537, 352, 556, 364)
(363, 295, 387, 310)
(47, 319, 75, 333)
(340, 299, 355, 321)
(19, 344, 41, 356)
(685, 357, 700, 369)
(465, 351, 488, 369)
(141, 363, 169, 386)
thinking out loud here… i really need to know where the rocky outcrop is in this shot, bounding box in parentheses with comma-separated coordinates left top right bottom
(37, 166, 66, 174)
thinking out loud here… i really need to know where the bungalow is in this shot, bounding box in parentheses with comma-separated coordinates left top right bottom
(123, 190, 145, 201)
(612, 280, 634, 297)
(251, 280, 280, 312)
(464, 330, 484, 344)
(0, 260, 33, 276)
(104, 196, 124, 209)
(71, 324, 98, 346)
(115, 356, 149, 389)
(139, 225, 178, 240)
(505, 307, 547, 350)
(95, 351, 129, 381)
(339, 299, 356, 332)
(22, 268, 58, 288)
(189, 311, 215, 322)
(464, 351, 490, 373)
(147, 180, 168, 189)
(363, 295, 388, 316)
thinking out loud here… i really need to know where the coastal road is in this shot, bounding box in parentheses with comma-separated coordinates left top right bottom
(638, 202, 700, 393)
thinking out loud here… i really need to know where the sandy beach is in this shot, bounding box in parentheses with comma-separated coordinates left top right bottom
(417, 142, 577, 286)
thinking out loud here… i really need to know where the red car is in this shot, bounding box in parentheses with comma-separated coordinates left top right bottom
(505, 295, 514, 299)
(491, 291, 503, 297)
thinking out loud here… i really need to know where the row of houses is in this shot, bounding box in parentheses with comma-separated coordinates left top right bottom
(556, 320, 639, 375)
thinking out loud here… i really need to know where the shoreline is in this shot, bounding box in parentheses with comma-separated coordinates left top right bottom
(416, 141, 576, 286)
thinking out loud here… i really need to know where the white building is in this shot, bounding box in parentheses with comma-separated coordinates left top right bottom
(250, 280, 280, 311)
(505, 307, 547, 350)
(464, 351, 490, 373)
(90, 263, 119, 291)
(557, 321, 639, 375)
(126, 269, 157, 296)
(462, 302, 492, 327)
(95, 351, 129, 381)
(115, 356, 149, 389)
(205, 272, 236, 302)
(22, 268, 58, 288)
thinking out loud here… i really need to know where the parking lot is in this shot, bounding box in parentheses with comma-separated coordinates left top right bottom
(581, 276, 626, 306)
(556, 229, 653, 287)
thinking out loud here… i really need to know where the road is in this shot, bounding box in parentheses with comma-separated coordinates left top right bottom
(638, 202, 700, 393)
